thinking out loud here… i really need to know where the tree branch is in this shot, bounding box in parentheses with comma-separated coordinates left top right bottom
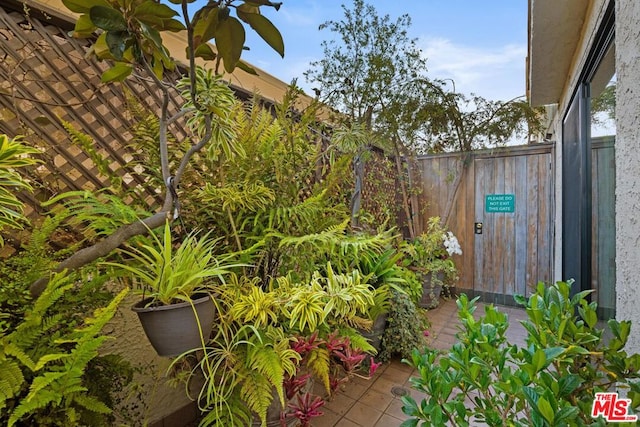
(29, 209, 171, 297)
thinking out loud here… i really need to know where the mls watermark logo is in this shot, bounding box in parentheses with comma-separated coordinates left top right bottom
(591, 392, 638, 422)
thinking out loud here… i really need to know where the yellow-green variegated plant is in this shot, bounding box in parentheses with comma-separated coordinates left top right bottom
(171, 264, 378, 426)
(0, 134, 39, 246)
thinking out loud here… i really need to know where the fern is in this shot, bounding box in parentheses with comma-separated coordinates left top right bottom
(42, 189, 150, 240)
(268, 190, 329, 231)
(337, 326, 376, 354)
(200, 181, 276, 213)
(1, 271, 129, 427)
(0, 359, 23, 413)
(239, 369, 274, 427)
(59, 119, 122, 189)
(305, 347, 330, 393)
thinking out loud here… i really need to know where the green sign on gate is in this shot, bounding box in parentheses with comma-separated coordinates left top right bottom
(485, 194, 515, 213)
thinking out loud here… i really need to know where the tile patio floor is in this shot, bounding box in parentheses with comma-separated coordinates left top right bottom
(312, 298, 529, 427)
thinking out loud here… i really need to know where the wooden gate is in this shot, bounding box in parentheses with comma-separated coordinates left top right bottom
(472, 150, 554, 304)
(414, 144, 554, 305)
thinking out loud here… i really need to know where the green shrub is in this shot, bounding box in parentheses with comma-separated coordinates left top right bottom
(378, 289, 429, 363)
(401, 281, 640, 427)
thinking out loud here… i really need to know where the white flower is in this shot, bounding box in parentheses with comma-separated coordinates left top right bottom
(443, 231, 462, 256)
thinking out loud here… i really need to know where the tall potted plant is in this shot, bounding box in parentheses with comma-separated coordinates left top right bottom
(401, 216, 461, 308)
(104, 220, 240, 357)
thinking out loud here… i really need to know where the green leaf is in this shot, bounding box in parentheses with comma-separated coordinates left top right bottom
(557, 375, 581, 397)
(513, 294, 527, 306)
(92, 32, 114, 59)
(62, 0, 110, 14)
(134, 1, 178, 20)
(532, 349, 546, 372)
(578, 303, 598, 329)
(192, 43, 217, 61)
(237, 3, 260, 22)
(101, 63, 133, 83)
(399, 419, 419, 427)
(192, 6, 219, 46)
(543, 346, 565, 361)
(242, 12, 284, 57)
(89, 6, 127, 32)
(522, 386, 539, 408)
(105, 30, 128, 60)
(554, 406, 580, 423)
(537, 397, 554, 424)
(236, 59, 258, 75)
(139, 22, 163, 51)
(161, 18, 186, 32)
(246, 0, 282, 10)
(215, 16, 245, 73)
(72, 14, 97, 37)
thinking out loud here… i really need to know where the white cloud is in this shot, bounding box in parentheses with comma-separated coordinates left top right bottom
(278, 9, 318, 27)
(418, 37, 527, 101)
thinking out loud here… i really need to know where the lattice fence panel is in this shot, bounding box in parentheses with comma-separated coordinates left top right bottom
(0, 6, 192, 251)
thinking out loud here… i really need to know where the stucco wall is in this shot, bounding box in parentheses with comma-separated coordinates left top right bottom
(102, 291, 202, 425)
(615, 0, 640, 354)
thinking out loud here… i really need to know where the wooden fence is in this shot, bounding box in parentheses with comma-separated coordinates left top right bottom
(415, 139, 616, 315)
(414, 144, 555, 305)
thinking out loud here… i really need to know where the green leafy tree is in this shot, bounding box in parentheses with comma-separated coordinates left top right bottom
(305, 0, 543, 154)
(30, 0, 285, 296)
(591, 83, 616, 128)
(304, 0, 427, 132)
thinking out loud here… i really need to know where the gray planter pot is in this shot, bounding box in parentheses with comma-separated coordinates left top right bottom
(132, 294, 216, 357)
(359, 313, 388, 352)
(418, 272, 444, 309)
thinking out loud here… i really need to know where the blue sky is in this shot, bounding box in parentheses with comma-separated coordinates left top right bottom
(238, 1, 529, 102)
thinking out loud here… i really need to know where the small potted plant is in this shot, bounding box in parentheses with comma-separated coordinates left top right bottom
(401, 217, 461, 309)
(103, 220, 240, 357)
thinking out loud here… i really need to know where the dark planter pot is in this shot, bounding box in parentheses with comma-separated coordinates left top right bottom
(359, 313, 388, 352)
(132, 294, 216, 357)
(418, 272, 444, 309)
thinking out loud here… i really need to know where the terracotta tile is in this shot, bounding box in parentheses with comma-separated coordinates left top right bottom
(373, 361, 390, 374)
(385, 398, 408, 419)
(336, 381, 369, 400)
(312, 408, 343, 427)
(358, 388, 394, 411)
(344, 401, 383, 426)
(388, 358, 414, 373)
(370, 376, 401, 395)
(313, 381, 328, 397)
(374, 413, 405, 426)
(380, 365, 412, 384)
(333, 418, 362, 427)
(324, 393, 356, 416)
(349, 373, 376, 387)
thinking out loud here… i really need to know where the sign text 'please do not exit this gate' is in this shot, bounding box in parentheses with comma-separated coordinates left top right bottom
(485, 194, 515, 213)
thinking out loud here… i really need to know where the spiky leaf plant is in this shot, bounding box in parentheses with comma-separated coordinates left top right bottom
(0, 134, 39, 245)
